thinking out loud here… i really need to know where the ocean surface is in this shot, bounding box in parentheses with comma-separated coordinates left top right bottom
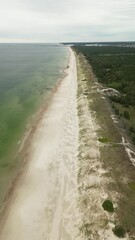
(0, 44, 69, 203)
(0, 44, 69, 99)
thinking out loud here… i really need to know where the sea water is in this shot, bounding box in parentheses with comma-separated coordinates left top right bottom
(0, 44, 69, 204)
(0, 44, 69, 98)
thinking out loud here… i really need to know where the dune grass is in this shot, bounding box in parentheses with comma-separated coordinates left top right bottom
(128, 182, 135, 192)
(98, 137, 110, 143)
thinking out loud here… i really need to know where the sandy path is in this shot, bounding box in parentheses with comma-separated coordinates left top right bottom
(0, 48, 79, 240)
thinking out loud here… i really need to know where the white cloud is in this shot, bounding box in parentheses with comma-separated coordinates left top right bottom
(0, 0, 134, 42)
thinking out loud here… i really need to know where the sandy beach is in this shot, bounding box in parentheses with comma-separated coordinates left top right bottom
(0, 48, 79, 240)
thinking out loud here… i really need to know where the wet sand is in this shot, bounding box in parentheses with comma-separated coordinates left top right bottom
(0, 48, 79, 240)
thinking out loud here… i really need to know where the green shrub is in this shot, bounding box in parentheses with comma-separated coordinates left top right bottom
(132, 136, 135, 144)
(123, 111, 130, 120)
(102, 200, 114, 212)
(113, 226, 126, 238)
(129, 126, 135, 133)
(114, 108, 119, 115)
(98, 137, 109, 143)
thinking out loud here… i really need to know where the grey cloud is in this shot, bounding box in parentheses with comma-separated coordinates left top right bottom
(24, 0, 71, 14)
(0, 0, 135, 42)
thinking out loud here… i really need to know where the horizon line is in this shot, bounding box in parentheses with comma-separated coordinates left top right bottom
(0, 40, 135, 44)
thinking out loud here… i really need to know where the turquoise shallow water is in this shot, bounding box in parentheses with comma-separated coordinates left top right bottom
(0, 44, 69, 199)
(0, 43, 69, 155)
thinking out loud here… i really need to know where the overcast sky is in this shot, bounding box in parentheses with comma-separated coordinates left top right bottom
(0, 0, 134, 42)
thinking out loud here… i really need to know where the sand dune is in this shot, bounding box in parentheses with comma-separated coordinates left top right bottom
(0, 48, 79, 240)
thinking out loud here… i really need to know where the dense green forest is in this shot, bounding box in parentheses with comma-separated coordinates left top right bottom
(73, 46, 135, 143)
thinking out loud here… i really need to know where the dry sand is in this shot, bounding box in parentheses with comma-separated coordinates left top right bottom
(0, 48, 79, 240)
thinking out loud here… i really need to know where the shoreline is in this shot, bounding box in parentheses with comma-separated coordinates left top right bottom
(0, 45, 69, 210)
(18, 50, 70, 155)
(1, 46, 135, 239)
(0, 48, 80, 239)
(0, 47, 70, 232)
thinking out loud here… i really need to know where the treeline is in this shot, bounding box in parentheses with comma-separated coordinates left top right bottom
(73, 46, 135, 106)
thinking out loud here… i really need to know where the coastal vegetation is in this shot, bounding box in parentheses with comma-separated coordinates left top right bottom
(73, 45, 135, 145)
(98, 137, 110, 143)
(75, 49, 135, 239)
(102, 200, 114, 212)
(113, 226, 126, 238)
